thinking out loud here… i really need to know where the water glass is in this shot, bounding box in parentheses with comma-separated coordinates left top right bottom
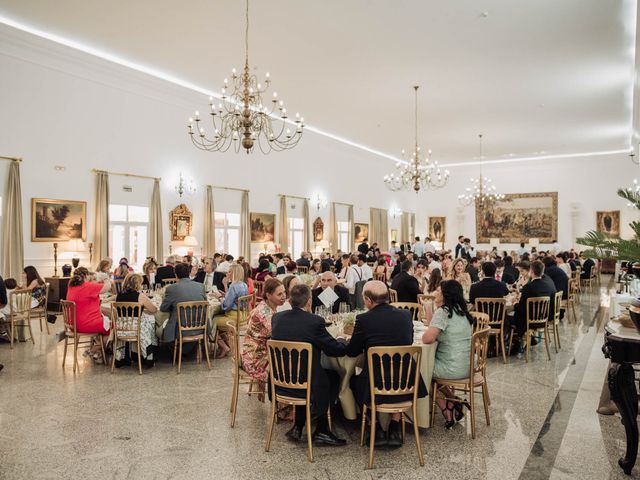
(338, 303, 350, 315)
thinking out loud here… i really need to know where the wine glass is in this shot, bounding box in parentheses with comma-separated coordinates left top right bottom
(339, 303, 350, 315)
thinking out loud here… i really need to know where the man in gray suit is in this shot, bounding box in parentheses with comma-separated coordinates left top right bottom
(159, 262, 207, 343)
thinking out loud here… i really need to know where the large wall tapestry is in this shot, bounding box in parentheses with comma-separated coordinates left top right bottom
(428, 216, 446, 244)
(31, 198, 86, 242)
(250, 212, 275, 242)
(596, 210, 620, 236)
(475, 192, 558, 243)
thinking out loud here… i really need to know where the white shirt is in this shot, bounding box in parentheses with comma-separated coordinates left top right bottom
(216, 261, 231, 273)
(517, 246, 528, 257)
(558, 263, 571, 277)
(277, 301, 292, 312)
(202, 271, 215, 291)
(424, 243, 436, 254)
(412, 242, 425, 257)
(345, 264, 372, 294)
(429, 261, 442, 272)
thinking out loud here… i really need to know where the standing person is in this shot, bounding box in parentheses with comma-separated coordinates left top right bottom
(358, 237, 370, 255)
(454, 236, 465, 259)
(462, 238, 473, 260)
(424, 237, 436, 255)
(412, 237, 425, 258)
(517, 242, 528, 258)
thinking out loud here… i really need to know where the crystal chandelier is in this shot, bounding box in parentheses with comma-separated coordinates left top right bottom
(187, 0, 304, 154)
(383, 86, 450, 193)
(458, 134, 505, 208)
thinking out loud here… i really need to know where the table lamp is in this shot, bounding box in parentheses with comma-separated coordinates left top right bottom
(183, 236, 198, 256)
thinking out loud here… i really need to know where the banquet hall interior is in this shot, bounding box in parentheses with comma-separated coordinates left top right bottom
(1, 0, 640, 479)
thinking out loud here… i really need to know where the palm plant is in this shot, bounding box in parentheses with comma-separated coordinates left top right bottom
(576, 188, 640, 260)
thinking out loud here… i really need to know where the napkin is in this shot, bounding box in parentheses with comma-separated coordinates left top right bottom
(318, 287, 339, 308)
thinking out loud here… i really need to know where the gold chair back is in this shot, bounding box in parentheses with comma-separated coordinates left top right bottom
(111, 302, 143, 338)
(474, 297, 506, 326)
(471, 312, 490, 332)
(390, 302, 421, 321)
(226, 321, 243, 370)
(176, 301, 209, 332)
(112, 279, 125, 294)
(553, 291, 563, 321)
(470, 327, 491, 381)
(366, 345, 422, 400)
(373, 271, 387, 282)
(526, 296, 551, 326)
(10, 288, 33, 316)
(254, 280, 265, 300)
(236, 293, 253, 332)
(162, 277, 178, 285)
(388, 288, 398, 303)
(267, 340, 313, 398)
(297, 266, 309, 274)
(61, 299, 76, 337)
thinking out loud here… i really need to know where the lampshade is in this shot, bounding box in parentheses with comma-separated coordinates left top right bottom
(489, 238, 500, 247)
(183, 235, 198, 247)
(68, 239, 85, 252)
(59, 252, 77, 260)
(529, 238, 540, 247)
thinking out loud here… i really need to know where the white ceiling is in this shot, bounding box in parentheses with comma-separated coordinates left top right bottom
(0, 0, 636, 164)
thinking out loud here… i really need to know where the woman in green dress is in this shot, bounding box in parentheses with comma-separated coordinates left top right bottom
(422, 279, 473, 429)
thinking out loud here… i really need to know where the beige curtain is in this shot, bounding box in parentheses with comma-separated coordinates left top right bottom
(148, 179, 163, 261)
(303, 198, 310, 252)
(93, 171, 109, 263)
(329, 202, 338, 253)
(401, 212, 410, 244)
(203, 186, 215, 255)
(369, 208, 389, 251)
(410, 213, 416, 241)
(2, 161, 23, 278)
(347, 204, 354, 253)
(279, 195, 289, 254)
(240, 190, 251, 259)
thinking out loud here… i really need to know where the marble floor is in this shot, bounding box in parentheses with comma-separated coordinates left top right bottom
(0, 279, 637, 480)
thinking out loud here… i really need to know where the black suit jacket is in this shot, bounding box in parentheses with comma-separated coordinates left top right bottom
(581, 258, 595, 279)
(516, 277, 556, 322)
(544, 266, 568, 299)
(390, 271, 422, 303)
(155, 265, 176, 286)
(469, 278, 509, 304)
(499, 271, 516, 285)
(296, 258, 311, 268)
(357, 243, 369, 254)
(271, 308, 346, 402)
(504, 266, 520, 284)
(312, 285, 351, 314)
(192, 270, 206, 283)
(455, 243, 463, 258)
(346, 304, 426, 404)
(466, 265, 479, 283)
(390, 263, 401, 280)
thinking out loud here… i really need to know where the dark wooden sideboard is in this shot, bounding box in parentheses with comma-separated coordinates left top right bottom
(45, 277, 70, 312)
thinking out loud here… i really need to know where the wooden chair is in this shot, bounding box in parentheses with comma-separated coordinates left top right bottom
(565, 279, 579, 321)
(30, 282, 51, 334)
(517, 296, 551, 363)
(551, 291, 563, 353)
(390, 302, 422, 321)
(297, 265, 309, 274)
(388, 288, 398, 303)
(431, 327, 491, 439)
(474, 298, 509, 364)
(112, 279, 125, 295)
(254, 280, 265, 301)
(265, 339, 315, 462)
(373, 271, 387, 283)
(110, 302, 144, 375)
(573, 266, 582, 294)
(417, 293, 435, 320)
(162, 277, 178, 286)
(2, 289, 35, 348)
(227, 322, 264, 427)
(60, 300, 106, 373)
(172, 301, 210, 373)
(471, 311, 490, 332)
(360, 345, 424, 468)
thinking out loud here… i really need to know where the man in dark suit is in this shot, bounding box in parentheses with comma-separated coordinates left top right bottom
(357, 237, 369, 255)
(155, 255, 178, 286)
(454, 235, 465, 259)
(312, 272, 351, 314)
(271, 284, 348, 446)
(513, 260, 556, 339)
(580, 255, 595, 279)
(469, 262, 510, 304)
(390, 260, 422, 303)
(542, 256, 568, 299)
(503, 256, 520, 285)
(346, 281, 426, 447)
(193, 256, 215, 290)
(465, 257, 480, 283)
(296, 252, 311, 268)
(494, 259, 516, 285)
(390, 253, 406, 280)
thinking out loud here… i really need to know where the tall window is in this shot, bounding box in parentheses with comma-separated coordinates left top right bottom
(108, 204, 149, 272)
(337, 221, 350, 252)
(215, 212, 240, 258)
(288, 217, 304, 259)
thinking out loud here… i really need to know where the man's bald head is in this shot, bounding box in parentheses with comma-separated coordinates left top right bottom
(320, 271, 337, 289)
(363, 280, 389, 305)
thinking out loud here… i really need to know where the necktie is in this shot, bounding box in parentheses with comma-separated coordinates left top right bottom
(205, 273, 211, 286)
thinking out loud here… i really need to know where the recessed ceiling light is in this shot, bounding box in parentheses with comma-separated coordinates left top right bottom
(480, 11, 489, 18)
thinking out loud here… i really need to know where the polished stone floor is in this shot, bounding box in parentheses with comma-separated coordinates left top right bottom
(0, 279, 637, 479)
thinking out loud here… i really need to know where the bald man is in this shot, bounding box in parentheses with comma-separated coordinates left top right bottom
(346, 280, 427, 448)
(311, 272, 351, 314)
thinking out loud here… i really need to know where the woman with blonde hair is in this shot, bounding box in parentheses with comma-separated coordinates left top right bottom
(114, 273, 159, 368)
(447, 258, 472, 300)
(141, 258, 158, 289)
(215, 263, 249, 357)
(95, 258, 113, 282)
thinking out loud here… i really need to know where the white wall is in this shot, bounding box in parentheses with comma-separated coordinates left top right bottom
(0, 25, 415, 275)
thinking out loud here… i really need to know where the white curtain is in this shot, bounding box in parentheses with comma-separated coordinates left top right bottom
(303, 198, 310, 252)
(93, 171, 109, 264)
(329, 202, 338, 252)
(347, 204, 354, 253)
(148, 179, 163, 261)
(240, 190, 251, 259)
(2, 161, 23, 278)
(203, 185, 215, 256)
(279, 196, 289, 254)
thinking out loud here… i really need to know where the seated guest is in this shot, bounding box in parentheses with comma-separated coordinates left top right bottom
(285, 261, 298, 275)
(580, 254, 595, 279)
(218, 264, 250, 329)
(414, 259, 429, 292)
(241, 278, 287, 389)
(242, 262, 255, 296)
(310, 258, 322, 275)
(216, 254, 234, 273)
(66, 267, 113, 363)
(193, 256, 216, 291)
(159, 262, 207, 344)
(494, 259, 515, 285)
(512, 260, 556, 341)
(515, 261, 531, 290)
(312, 272, 351, 314)
(155, 255, 178, 286)
(95, 258, 113, 283)
(296, 251, 311, 268)
(278, 275, 300, 312)
(337, 253, 351, 279)
(357, 253, 374, 280)
(114, 273, 158, 368)
(441, 253, 452, 276)
(422, 280, 473, 429)
(427, 268, 443, 294)
(469, 262, 509, 304)
(271, 284, 348, 446)
(390, 253, 406, 280)
(113, 258, 132, 280)
(320, 252, 334, 271)
(141, 258, 158, 289)
(346, 281, 427, 446)
(21, 266, 46, 307)
(447, 258, 472, 300)
(390, 260, 422, 303)
(0, 278, 19, 342)
(373, 256, 389, 281)
(274, 253, 286, 275)
(465, 257, 480, 283)
(556, 253, 571, 278)
(255, 258, 275, 282)
(429, 254, 442, 273)
(567, 252, 578, 272)
(503, 256, 520, 285)
(542, 256, 568, 300)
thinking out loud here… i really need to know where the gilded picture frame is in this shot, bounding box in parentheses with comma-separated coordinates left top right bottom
(31, 198, 87, 242)
(170, 203, 193, 241)
(596, 210, 620, 236)
(428, 216, 446, 245)
(250, 212, 276, 242)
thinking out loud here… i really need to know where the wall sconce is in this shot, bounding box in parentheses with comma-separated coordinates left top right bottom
(389, 207, 402, 219)
(313, 193, 328, 210)
(175, 172, 197, 198)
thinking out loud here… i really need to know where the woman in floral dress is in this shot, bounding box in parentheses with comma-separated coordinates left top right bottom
(241, 278, 286, 385)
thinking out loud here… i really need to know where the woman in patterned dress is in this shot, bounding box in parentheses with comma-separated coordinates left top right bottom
(241, 278, 286, 387)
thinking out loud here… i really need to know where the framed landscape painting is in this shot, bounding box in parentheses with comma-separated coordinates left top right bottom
(428, 216, 446, 245)
(250, 212, 275, 242)
(475, 192, 558, 243)
(596, 210, 620, 236)
(32, 198, 86, 242)
(354, 223, 369, 243)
